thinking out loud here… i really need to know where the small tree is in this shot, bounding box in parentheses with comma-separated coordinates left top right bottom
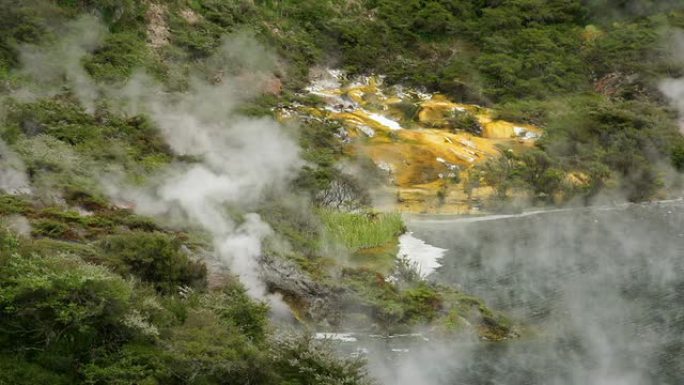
(476, 150, 517, 199)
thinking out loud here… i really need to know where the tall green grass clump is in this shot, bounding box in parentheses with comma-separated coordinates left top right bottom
(319, 210, 404, 251)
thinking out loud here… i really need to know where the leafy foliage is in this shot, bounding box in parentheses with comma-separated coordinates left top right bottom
(0, 222, 373, 384)
(0, 0, 682, 382)
(97, 231, 207, 294)
(270, 335, 372, 385)
(0, 252, 135, 376)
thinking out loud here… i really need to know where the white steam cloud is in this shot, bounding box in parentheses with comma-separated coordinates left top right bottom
(0, 138, 31, 195)
(1, 215, 32, 237)
(13, 16, 302, 305)
(659, 29, 684, 134)
(399, 202, 684, 385)
(17, 15, 106, 112)
(114, 40, 301, 302)
(112, 40, 301, 303)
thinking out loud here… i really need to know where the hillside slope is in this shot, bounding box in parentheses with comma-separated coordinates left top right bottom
(0, 1, 683, 384)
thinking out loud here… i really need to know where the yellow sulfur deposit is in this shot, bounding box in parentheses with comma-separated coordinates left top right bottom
(282, 71, 543, 213)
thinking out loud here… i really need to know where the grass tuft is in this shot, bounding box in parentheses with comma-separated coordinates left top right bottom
(319, 209, 404, 251)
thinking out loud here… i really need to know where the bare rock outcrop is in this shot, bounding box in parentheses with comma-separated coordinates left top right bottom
(259, 254, 341, 324)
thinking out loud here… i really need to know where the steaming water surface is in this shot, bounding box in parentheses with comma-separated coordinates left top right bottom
(365, 201, 684, 385)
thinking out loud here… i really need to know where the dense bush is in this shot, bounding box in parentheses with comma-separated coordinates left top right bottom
(0, 223, 374, 384)
(0, 0, 56, 73)
(98, 231, 207, 294)
(542, 97, 680, 201)
(84, 31, 151, 82)
(0, 252, 135, 376)
(0, 354, 72, 385)
(270, 335, 372, 385)
(161, 310, 274, 384)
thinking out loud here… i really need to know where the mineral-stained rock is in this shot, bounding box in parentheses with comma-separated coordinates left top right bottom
(259, 254, 342, 324)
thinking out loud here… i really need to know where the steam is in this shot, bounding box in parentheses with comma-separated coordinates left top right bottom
(660, 77, 684, 133)
(17, 15, 105, 112)
(659, 29, 684, 134)
(400, 201, 684, 384)
(115, 40, 299, 303)
(109, 37, 301, 303)
(1, 215, 32, 237)
(12, 16, 302, 305)
(0, 139, 31, 195)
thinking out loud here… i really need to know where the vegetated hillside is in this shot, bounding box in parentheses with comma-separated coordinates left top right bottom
(1, 1, 682, 204)
(0, 1, 683, 384)
(280, 72, 546, 214)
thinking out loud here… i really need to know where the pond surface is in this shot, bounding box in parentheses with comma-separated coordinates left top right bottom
(338, 201, 684, 385)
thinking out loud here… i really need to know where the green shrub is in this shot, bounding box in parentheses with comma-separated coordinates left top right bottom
(98, 231, 207, 294)
(270, 335, 372, 385)
(583, 18, 663, 78)
(0, 194, 31, 215)
(516, 150, 564, 199)
(470, 150, 518, 199)
(0, 253, 134, 366)
(543, 97, 677, 200)
(493, 99, 553, 126)
(0, 354, 71, 385)
(341, 266, 445, 328)
(672, 143, 684, 171)
(62, 184, 110, 210)
(167, 10, 225, 59)
(0, 227, 20, 255)
(31, 218, 72, 238)
(163, 310, 274, 384)
(412, 2, 454, 36)
(402, 282, 442, 321)
(198, 0, 257, 28)
(56, 0, 145, 28)
(260, 198, 322, 257)
(447, 111, 482, 135)
(81, 343, 173, 385)
(0, 0, 54, 72)
(84, 31, 150, 82)
(204, 283, 270, 343)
